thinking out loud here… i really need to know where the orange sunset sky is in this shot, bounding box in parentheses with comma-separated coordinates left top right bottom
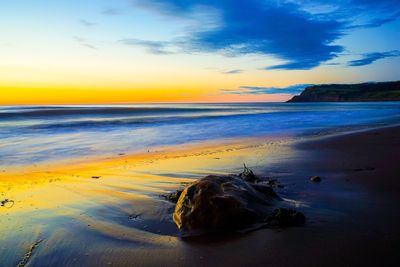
(1, 0, 399, 104)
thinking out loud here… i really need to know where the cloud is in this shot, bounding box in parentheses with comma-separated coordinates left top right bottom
(119, 39, 174, 55)
(79, 19, 96, 27)
(350, 0, 400, 11)
(129, 0, 400, 70)
(323, 62, 341, 66)
(222, 69, 243, 74)
(291, 0, 400, 17)
(73, 36, 86, 42)
(102, 8, 122, 16)
(347, 11, 400, 29)
(130, 1, 345, 69)
(221, 84, 312, 95)
(80, 43, 97, 50)
(347, 50, 400, 66)
(73, 36, 97, 50)
(266, 62, 321, 70)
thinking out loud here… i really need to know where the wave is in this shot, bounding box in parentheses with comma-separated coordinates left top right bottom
(26, 111, 273, 130)
(1, 103, 400, 168)
(0, 106, 237, 119)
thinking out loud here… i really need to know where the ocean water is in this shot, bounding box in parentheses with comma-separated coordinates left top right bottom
(0, 102, 399, 168)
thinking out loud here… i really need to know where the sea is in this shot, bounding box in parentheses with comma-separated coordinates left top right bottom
(1, 102, 399, 168)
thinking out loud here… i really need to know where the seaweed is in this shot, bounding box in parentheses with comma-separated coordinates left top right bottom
(239, 163, 261, 183)
(161, 189, 183, 203)
(17, 239, 43, 267)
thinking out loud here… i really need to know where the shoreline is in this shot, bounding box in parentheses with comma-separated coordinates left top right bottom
(2, 120, 398, 177)
(1, 125, 399, 266)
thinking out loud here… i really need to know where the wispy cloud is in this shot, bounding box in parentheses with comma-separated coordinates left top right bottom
(80, 43, 97, 50)
(266, 62, 321, 71)
(220, 84, 312, 95)
(73, 36, 86, 42)
(119, 39, 175, 55)
(222, 69, 243, 74)
(0, 42, 14, 47)
(79, 19, 96, 27)
(102, 8, 122, 16)
(347, 50, 400, 66)
(73, 36, 97, 50)
(347, 11, 400, 29)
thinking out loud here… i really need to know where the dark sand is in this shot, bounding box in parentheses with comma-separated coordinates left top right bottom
(284, 125, 400, 266)
(244, 125, 400, 267)
(165, 126, 400, 267)
(1, 126, 399, 267)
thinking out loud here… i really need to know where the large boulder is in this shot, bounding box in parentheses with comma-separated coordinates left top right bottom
(173, 175, 280, 233)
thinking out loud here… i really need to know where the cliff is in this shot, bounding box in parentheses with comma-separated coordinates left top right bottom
(287, 81, 400, 102)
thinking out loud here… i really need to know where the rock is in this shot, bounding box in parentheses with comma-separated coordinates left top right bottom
(173, 175, 280, 232)
(266, 208, 306, 227)
(310, 176, 321, 183)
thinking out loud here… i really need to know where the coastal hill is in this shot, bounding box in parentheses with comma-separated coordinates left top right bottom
(287, 81, 400, 102)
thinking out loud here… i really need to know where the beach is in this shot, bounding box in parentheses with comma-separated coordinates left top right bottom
(1, 123, 399, 266)
(2, 0, 399, 265)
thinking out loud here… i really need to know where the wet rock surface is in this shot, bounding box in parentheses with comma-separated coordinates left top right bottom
(173, 174, 282, 233)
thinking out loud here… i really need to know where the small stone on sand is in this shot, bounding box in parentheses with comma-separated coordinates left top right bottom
(310, 176, 321, 183)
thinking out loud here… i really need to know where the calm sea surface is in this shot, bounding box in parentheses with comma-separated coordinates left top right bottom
(1, 102, 399, 167)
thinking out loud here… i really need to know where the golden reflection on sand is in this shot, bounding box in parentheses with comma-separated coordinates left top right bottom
(0, 136, 292, 265)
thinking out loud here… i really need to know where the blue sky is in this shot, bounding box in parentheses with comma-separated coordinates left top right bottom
(0, 0, 399, 103)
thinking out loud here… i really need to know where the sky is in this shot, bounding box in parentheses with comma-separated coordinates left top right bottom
(0, 0, 399, 104)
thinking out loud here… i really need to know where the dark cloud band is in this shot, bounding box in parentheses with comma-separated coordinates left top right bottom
(221, 84, 312, 95)
(348, 51, 400, 67)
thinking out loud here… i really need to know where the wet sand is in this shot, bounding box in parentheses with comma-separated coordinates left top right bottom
(0, 126, 399, 266)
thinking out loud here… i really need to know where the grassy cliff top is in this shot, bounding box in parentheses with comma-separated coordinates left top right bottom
(288, 81, 400, 102)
